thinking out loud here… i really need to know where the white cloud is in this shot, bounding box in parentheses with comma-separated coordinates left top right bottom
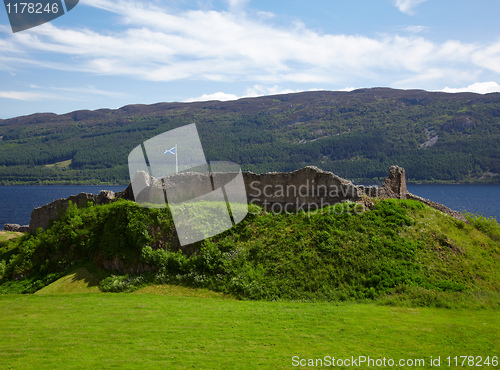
(226, 0, 249, 12)
(244, 85, 307, 97)
(256, 11, 276, 19)
(397, 25, 429, 34)
(1, 0, 499, 92)
(0, 85, 128, 102)
(393, 0, 428, 15)
(338, 87, 358, 92)
(0, 91, 57, 101)
(472, 41, 500, 74)
(185, 85, 314, 102)
(52, 86, 129, 99)
(392, 68, 480, 90)
(440, 81, 500, 94)
(185, 92, 239, 102)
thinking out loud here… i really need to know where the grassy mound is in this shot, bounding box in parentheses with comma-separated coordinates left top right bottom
(35, 267, 100, 294)
(1, 199, 499, 308)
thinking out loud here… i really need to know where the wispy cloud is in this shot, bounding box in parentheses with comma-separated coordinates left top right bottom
(52, 86, 129, 99)
(185, 92, 239, 102)
(244, 85, 309, 97)
(472, 42, 500, 74)
(396, 25, 429, 34)
(0, 85, 128, 102)
(0, 0, 498, 92)
(440, 81, 500, 94)
(185, 85, 310, 102)
(393, 0, 428, 15)
(0, 91, 58, 101)
(226, 0, 249, 12)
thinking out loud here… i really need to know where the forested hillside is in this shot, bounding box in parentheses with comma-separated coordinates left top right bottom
(1, 88, 499, 184)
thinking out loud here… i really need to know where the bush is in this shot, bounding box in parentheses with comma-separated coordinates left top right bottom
(464, 212, 500, 241)
(0, 259, 6, 279)
(2, 199, 498, 308)
(99, 275, 146, 292)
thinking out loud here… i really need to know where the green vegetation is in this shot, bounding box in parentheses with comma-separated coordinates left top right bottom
(0, 231, 23, 242)
(43, 159, 72, 168)
(1, 89, 499, 184)
(1, 199, 499, 308)
(1, 198, 499, 368)
(464, 212, 500, 242)
(34, 267, 100, 294)
(0, 293, 498, 369)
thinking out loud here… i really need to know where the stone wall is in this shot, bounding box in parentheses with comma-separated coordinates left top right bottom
(407, 193, 467, 222)
(243, 166, 362, 210)
(28, 189, 134, 232)
(24, 165, 466, 232)
(379, 166, 408, 199)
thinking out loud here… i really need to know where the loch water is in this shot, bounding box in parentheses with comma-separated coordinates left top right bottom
(0, 184, 499, 228)
(0, 185, 126, 228)
(407, 184, 500, 221)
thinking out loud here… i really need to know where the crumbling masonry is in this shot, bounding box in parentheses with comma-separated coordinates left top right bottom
(20, 165, 466, 233)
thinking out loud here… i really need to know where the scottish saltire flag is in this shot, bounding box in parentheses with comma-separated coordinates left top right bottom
(164, 147, 176, 155)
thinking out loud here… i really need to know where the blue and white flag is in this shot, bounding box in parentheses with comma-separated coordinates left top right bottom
(164, 147, 176, 155)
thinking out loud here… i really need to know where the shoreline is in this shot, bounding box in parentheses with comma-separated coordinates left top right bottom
(1, 180, 500, 186)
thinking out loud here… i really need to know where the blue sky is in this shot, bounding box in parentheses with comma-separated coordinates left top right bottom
(1, 0, 500, 118)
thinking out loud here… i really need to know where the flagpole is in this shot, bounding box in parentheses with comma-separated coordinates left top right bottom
(175, 144, 178, 174)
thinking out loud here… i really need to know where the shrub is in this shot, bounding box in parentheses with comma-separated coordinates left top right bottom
(2, 198, 498, 308)
(464, 212, 500, 241)
(0, 259, 6, 279)
(99, 274, 145, 292)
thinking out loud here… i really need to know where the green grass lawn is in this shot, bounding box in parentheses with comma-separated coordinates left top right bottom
(1, 200, 498, 368)
(0, 291, 498, 369)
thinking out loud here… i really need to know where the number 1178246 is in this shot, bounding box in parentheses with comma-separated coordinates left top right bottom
(5, 2, 59, 14)
(446, 356, 498, 367)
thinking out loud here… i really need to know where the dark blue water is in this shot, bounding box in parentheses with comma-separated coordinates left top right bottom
(407, 184, 500, 221)
(0, 184, 498, 228)
(0, 185, 126, 227)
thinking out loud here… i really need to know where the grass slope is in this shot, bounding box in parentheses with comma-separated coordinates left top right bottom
(34, 267, 100, 294)
(1, 199, 499, 309)
(0, 293, 498, 369)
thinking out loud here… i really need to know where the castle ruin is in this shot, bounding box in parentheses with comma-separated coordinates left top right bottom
(19, 165, 466, 233)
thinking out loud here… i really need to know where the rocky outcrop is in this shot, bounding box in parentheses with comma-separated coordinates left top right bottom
(4, 223, 29, 232)
(27, 165, 466, 232)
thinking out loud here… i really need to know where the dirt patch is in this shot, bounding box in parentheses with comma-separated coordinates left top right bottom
(0, 231, 24, 241)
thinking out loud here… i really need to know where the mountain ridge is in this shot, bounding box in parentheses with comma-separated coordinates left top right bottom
(1, 88, 499, 184)
(3, 87, 500, 124)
